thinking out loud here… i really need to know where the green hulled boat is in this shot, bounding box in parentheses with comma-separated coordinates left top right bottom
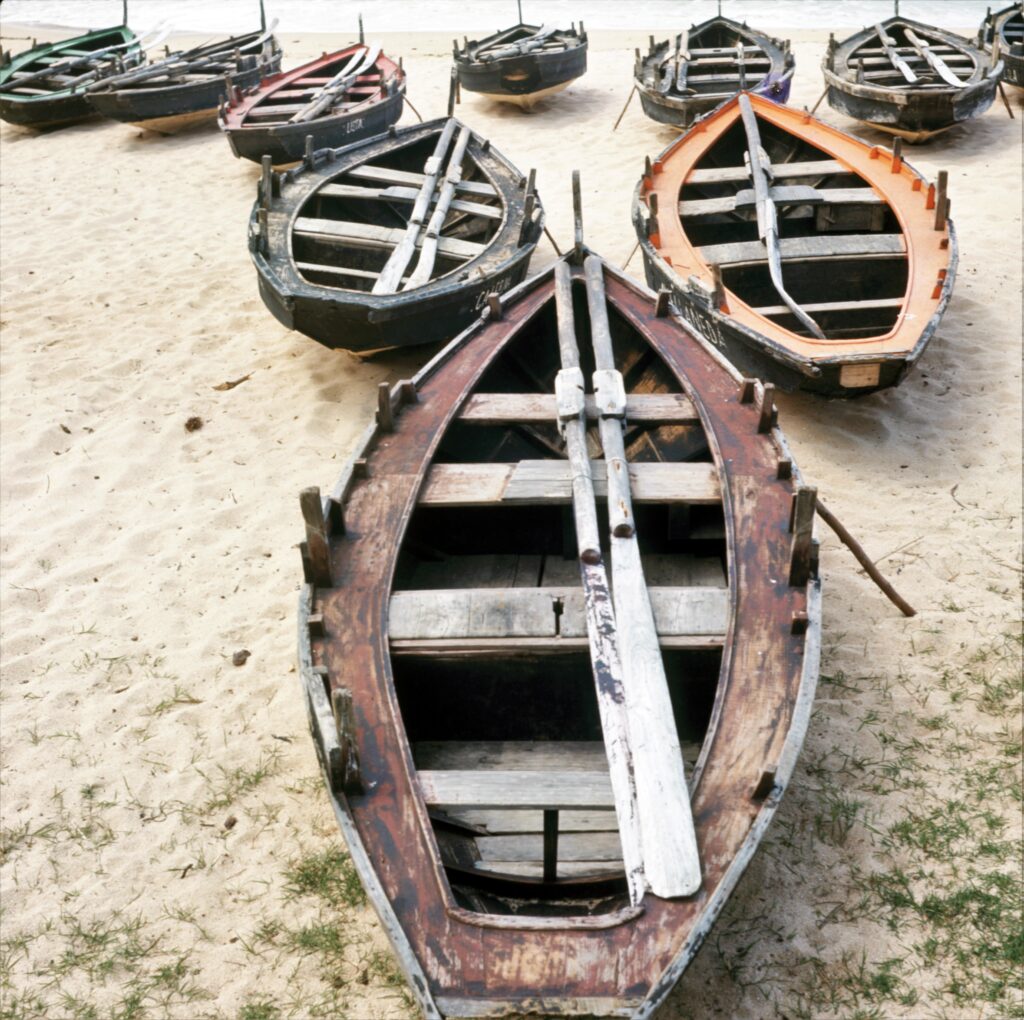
(0, 7, 142, 129)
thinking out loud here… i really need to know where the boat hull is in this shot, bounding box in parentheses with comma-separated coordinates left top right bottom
(225, 88, 404, 165)
(457, 44, 587, 99)
(250, 118, 544, 352)
(637, 75, 791, 129)
(296, 256, 822, 1016)
(254, 244, 536, 351)
(0, 91, 98, 129)
(822, 71, 999, 134)
(88, 52, 282, 131)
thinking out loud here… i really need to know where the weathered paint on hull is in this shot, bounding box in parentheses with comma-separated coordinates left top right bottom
(225, 90, 404, 165)
(457, 45, 587, 97)
(638, 76, 792, 130)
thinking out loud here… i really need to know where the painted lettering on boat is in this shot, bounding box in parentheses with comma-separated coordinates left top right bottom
(474, 275, 511, 309)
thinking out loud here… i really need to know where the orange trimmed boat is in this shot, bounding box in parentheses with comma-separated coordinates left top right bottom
(632, 92, 957, 396)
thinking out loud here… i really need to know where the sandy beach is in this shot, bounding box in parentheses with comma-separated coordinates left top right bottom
(1, 20, 1021, 1020)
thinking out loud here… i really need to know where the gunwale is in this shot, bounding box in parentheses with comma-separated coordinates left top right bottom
(297, 253, 820, 1015)
(221, 45, 404, 132)
(637, 91, 956, 366)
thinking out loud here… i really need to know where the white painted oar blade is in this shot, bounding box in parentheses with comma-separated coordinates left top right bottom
(611, 536, 701, 897)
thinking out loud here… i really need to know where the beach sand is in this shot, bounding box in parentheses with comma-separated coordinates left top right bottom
(1, 23, 1021, 1020)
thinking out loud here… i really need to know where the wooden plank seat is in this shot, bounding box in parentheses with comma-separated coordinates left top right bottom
(697, 232, 906, 267)
(753, 295, 904, 317)
(316, 183, 501, 221)
(347, 164, 498, 200)
(293, 217, 485, 260)
(389, 586, 729, 640)
(294, 262, 410, 285)
(686, 159, 850, 185)
(416, 740, 701, 877)
(457, 392, 698, 425)
(681, 186, 883, 218)
(681, 72, 769, 84)
(419, 460, 720, 507)
(419, 770, 614, 810)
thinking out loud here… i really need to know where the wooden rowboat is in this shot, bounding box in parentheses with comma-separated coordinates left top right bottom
(979, 3, 1024, 87)
(296, 214, 822, 1016)
(250, 117, 544, 352)
(454, 21, 587, 108)
(0, 8, 143, 130)
(633, 92, 957, 397)
(822, 16, 1003, 140)
(87, 20, 282, 133)
(220, 42, 405, 165)
(634, 16, 794, 130)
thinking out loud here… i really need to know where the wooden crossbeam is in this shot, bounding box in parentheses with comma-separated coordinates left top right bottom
(418, 460, 720, 506)
(347, 163, 498, 199)
(389, 586, 729, 640)
(698, 232, 905, 267)
(753, 295, 904, 316)
(457, 392, 698, 425)
(294, 216, 484, 261)
(317, 182, 500, 221)
(681, 186, 883, 218)
(687, 159, 849, 185)
(419, 770, 613, 810)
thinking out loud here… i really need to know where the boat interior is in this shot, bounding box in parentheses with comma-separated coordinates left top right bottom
(845, 22, 980, 88)
(469, 23, 578, 61)
(0, 28, 131, 97)
(241, 48, 391, 127)
(388, 270, 729, 917)
(644, 24, 774, 98)
(678, 110, 908, 340)
(100, 31, 273, 92)
(293, 126, 506, 294)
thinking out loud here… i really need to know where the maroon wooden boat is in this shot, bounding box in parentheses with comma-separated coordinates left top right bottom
(296, 191, 822, 1016)
(220, 43, 405, 165)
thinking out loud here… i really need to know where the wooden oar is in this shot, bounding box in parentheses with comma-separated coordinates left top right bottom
(903, 26, 964, 87)
(0, 27, 163, 92)
(403, 125, 472, 289)
(737, 94, 826, 340)
(582, 252, 702, 899)
(372, 120, 458, 294)
(873, 22, 918, 83)
(477, 24, 558, 61)
(551, 259, 646, 906)
(289, 45, 380, 123)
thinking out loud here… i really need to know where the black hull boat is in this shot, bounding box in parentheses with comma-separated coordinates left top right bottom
(823, 16, 1003, 140)
(635, 16, 794, 130)
(979, 3, 1024, 87)
(88, 23, 282, 132)
(454, 22, 587, 108)
(250, 118, 544, 352)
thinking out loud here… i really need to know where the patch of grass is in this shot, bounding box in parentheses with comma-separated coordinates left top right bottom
(198, 749, 282, 814)
(238, 999, 282, 1020)
(284, 847, 365, 910)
